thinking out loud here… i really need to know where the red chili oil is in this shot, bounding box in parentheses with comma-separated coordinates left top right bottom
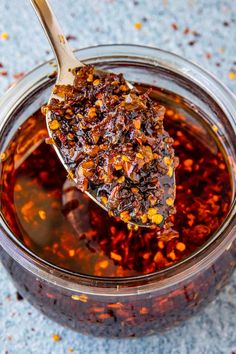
(0, 85, 232, 278)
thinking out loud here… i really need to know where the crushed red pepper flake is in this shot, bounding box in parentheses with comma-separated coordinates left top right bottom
(176, 242, 186, 252)
(52, 334, 61, 342)
(183, 27, 190, 35)
(205, 52, 212, 60)
(98, 260, 109, 269)
(16, 292, 24, 301)
(0, 70, 8, 76)
(110, 252, 122, 261)
(1, 32, 9, 40)
(38, 209, 46, 220)
(45, 137, 55, 145)
(134, 22, 143, 30)
(44, 65, 177, 227)
(0, 152, 6, 161)
(13, 72, 25, 80)
(71, 294, 88, 302)
(171, 23, 178, 30)
(66, 34, 77, 41)
(228, 71, 236, 80)
(69, 249, 75, 257)
(140, 307, 149, 315)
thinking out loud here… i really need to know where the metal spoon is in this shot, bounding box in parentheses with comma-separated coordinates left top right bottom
(29, 0, 145, 223)
(30, 0, 175, 228)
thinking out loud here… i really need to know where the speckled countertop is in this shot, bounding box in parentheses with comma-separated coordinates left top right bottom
(0, 1, 236, 353)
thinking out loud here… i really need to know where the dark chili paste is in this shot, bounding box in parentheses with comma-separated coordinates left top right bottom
(43, 66, 178, 227)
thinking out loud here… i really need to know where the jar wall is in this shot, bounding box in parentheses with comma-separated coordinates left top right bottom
(1, 239, 235, 337)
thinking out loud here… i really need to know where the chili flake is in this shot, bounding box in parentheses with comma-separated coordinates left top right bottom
(171, 23, 178, 30)
(48, 119, 60, 130)
(13, 72, 25, 80)
(71, 294, 88, 302)
(69, 249, 75, 257)
(98, 260, 109, 269)
(0, 70, 8, 76)
(228, 71, 236, 80)
(110, 252, 122, 261)
(176, 242, 186, 252)
(38, 210, 46, 220)
(52, 334, 61, 342)
(1, 32, 9, 40)
(134, 22, 143, 30)
(0, 152, 6, 161)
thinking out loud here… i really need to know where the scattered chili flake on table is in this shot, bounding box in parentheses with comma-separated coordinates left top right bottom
(171, 23, 178, 30)
(183, 27, 190, 35)
(205, 52, 212, 60)
(134, 22, 142, 30)
(0, 70, 8, 76)
(13, 72, 25, 81)
(16, 292, 24, 301)
(228, 71, 236, 80)
(1, 31, 9, 40)
(44, 65, 177, 227)
(66, 34, 77, 41)
(52, 334, 61, 342)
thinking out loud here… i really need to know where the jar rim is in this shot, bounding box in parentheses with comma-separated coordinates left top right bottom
(0, 44, 235, 295)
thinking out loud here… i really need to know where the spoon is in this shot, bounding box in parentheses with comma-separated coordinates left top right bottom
(30, 0, 142, 223)
(30, 0, 175, 228)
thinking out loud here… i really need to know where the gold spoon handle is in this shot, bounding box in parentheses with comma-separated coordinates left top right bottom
(30, 0, 82, 79)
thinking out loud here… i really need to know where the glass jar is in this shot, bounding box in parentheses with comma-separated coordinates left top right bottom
(0, 45, 235, 338)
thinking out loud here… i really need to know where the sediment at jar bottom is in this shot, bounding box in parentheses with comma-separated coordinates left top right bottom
(0, 241, 235, 337)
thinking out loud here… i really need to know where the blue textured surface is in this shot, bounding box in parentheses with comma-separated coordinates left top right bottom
(0, 1, 236, 353)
